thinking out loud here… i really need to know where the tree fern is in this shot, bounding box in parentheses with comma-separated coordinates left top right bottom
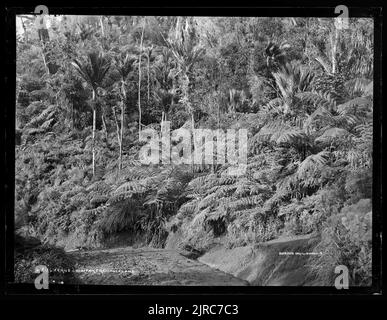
(25, 104, 57, 129)
(296, 150, 330, 182)
(337, 96, 372, 116)
(256, 120, 306, 146)
(315, 127, 351, 144)
(345, 78, 373, 97)
(296, 90, 337, 111)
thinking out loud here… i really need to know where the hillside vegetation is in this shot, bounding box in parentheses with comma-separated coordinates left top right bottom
(15, 16, 373, 286)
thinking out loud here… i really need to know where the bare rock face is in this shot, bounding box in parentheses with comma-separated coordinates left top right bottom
(199, 234, 321, 286)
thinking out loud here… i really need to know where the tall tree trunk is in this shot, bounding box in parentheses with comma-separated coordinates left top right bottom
(71, 103, 75, 131)
(112, 105, 122, 172)
(184, 74, 194, 172)
(120, 80, 126, 171)
(217, 102, 220, 129)
(99, 16, 105, 36)
(331, 23, 339, 74)
(20, 17, 28, 42)
(92, 89, 96, 177)
(138, 20, 145, 136)
(41, 50, 50, 75)
(175, 17, 182, 41)
(35, 15, 58, 74)
(218, 61, 222, 129)
(147, 53, 150, 102)
(101, 113, 108, 142)
(191, 111, 195, 173)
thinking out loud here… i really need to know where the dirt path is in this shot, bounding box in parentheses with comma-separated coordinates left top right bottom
(68, 247, 249, 286)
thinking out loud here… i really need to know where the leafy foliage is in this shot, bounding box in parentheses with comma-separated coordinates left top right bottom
(15, 16, 374, 286)
(72, 52, 111, 91)
(14, 234, 78, 283)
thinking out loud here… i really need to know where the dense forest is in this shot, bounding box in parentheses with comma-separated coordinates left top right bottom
(15, 15, 373, 286)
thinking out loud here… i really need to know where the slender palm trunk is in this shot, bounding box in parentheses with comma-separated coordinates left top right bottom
(41, 49, 50, 75)
(37, 18, 49, 74)
(331, 24, 339, 74)
(99, 16, 105, 37)
(92, 89, 96, 177)
(138, 20, 145, 136)
(190, 97, 195, 173)
(72, 103, 75, 131)
(120, 80, 126, 171)
(147, 53, 150, 102)
(181, 72, 195, 172)
(36, 16, 58, 75)
(101, 113, 108, 142)
(21, 17, 28, 42)
(217, 102, 220, 129)
(112, 105, 122, 172)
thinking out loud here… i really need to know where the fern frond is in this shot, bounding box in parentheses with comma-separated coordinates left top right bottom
(226, 195, 262, 211)
(177, 200, 199, 218)
(345, 78, 373, 97)
(296, 151, 330, 181)
(85, 204, 109, 216)
(296, 90, 336, 110)
(114, 180, 147, 197)
(337, 97, 372, 115)
(198, 193, 218, 210)
(258, 120, 306, 145)
(315, 127, 351, 144)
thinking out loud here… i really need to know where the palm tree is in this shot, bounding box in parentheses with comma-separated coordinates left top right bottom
(113, 50, 136, 171)
(270, 61, 315, 115)
(255, 62, 373, 193)
(312, 27, 340, 75)
(144, 46, 155, 102)
(153, 47, 178, 123)
(72, 51, 111, 177)
(153, 87, 176, 121)
(227, 89, 244, 113)
(167, 18, 205, 170)
(256, 63, 325, 161)
(137, 19, 146, 136)
(154, 47, 176, 92)
(312, 19, 373, 78)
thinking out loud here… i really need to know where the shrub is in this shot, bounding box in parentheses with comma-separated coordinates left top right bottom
(308, 198, 372, 286)
(14, 235, 78, 284)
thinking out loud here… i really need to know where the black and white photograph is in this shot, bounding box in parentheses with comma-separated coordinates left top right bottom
(4, 5, 382, 297)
